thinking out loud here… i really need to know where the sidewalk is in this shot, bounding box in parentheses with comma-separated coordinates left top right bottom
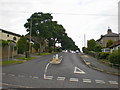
(80, 53, 120, 76)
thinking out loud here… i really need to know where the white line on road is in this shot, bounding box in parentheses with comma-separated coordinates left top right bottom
(74, 67, 85, 74)
(70, 78, 79, 82)
(57, 77, 65, 80)
(95, 80, 105, 84)
(109, 81, 118, 85)
(83, 79, 91, 83)
(44, 76, 53, 80)
(44, 63, 50, 79)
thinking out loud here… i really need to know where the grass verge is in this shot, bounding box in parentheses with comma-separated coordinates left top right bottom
(0, 60, 23, 66)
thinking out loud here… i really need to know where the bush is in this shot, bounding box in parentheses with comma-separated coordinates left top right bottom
(98, 52, 110, 59)
(108, 49, 120, 65)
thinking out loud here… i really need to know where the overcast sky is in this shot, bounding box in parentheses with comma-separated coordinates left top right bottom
(0, 0, 119, 50)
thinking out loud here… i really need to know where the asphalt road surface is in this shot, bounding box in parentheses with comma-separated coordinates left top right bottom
(2, 52, 119, 88)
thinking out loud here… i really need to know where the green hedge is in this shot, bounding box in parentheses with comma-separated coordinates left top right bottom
(108, 49, 120, 65)
(98, 52, 110, 59)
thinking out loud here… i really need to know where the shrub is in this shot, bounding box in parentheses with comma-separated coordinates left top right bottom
(98, 52, 110, 59)
(108, 49, 120, 65)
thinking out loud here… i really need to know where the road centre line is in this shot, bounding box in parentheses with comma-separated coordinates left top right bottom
(18, 75, 25, 77)
(8, 74, 15, 77)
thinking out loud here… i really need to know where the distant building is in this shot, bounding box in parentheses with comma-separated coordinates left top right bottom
(96, 28, 119, 47)
(0, 29, 21, 43)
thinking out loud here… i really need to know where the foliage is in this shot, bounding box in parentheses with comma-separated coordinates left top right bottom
(106, 40, 114, 48)
(87, 39, 96, 51)
(98, 52, 110, 59)
(1, 40, 8, 47)
(108, 49, 120, 65)
(17, 35, 29, 54)
(94, 44, 102, 52)
(24, 12, 80, 52)
(0, 60, 23, 66)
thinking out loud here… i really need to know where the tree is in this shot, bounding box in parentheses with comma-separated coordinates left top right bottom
(87, 39, 96, 51)
(94, 44, 102, 52)
(17, 36, 29, 54)
(106, 40, 114, 48)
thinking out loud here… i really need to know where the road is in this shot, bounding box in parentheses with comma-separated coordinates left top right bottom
(2, 52, 119, 88)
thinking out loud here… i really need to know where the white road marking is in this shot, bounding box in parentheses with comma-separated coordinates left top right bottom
(8, 74, 15, 77)
(109, 81, 118, 85)
(18, 75, 25, 77)
(95, 80, 105, 84)
(57, 77, 65, 80)
(70, 78, 79, 82)
(83, 79, 91, 83)
(44, 76, 53, 80)
(33, 76, 39, 79)
(44, 63, 50, 79)
(74, 67, 85, 74)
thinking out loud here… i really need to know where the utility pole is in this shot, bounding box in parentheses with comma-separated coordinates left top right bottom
(29, 19, 32, 54)
(84, 33, 86, 47)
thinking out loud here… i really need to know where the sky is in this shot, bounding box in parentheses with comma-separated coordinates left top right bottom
(0, 0, 119, 50)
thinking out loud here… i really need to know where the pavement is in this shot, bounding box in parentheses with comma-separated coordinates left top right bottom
(80, 53, 120, 76)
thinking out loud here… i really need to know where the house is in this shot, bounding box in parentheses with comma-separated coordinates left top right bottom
(0, 29, 21, 59)
(0, 29, 21, 42)
(96, 27, 119, 47)
(110, 40, 120, 53)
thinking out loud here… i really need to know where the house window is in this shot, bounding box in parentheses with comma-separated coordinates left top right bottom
(13, 37, 16, 41)
(7, 34, 9, 37)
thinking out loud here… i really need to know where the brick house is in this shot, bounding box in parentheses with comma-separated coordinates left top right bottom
(96, 28, 119, 47)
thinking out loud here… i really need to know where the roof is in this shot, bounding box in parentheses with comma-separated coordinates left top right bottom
(104, 33, 119, 37)
(0, 28, 21, 37)
(110, 40, 120, 48)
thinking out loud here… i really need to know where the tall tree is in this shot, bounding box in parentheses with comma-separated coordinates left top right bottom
(87, 39, 96, 51)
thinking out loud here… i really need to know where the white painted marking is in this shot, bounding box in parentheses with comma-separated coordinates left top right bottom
(57, 77, 65, 80)
(33, 76, 39, 79)
(8, 74, 15, 77)
(109, 81, 118, 85)
(44, 76, 53, 80)
(95, 80, 105, 84)
(44, 63, 50, 79)
(18, 75, 25, 77)
(74, 67, 85, 74)
(70, 78, 79, 82)
(83, 79, 91, 83)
